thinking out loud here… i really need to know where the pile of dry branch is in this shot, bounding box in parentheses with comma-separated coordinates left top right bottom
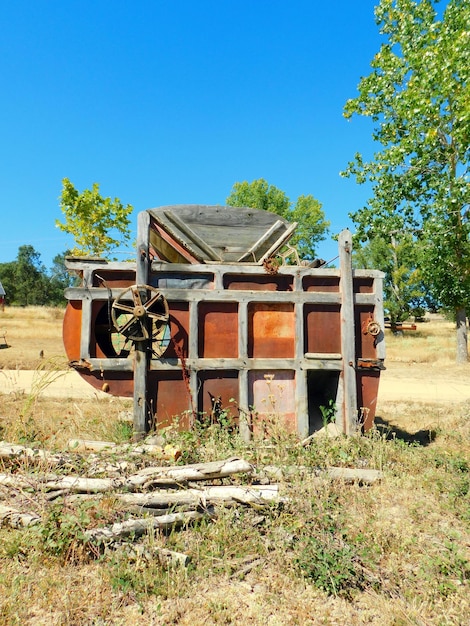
(1, 439, 382, 564)
(0, 440, 283, 557)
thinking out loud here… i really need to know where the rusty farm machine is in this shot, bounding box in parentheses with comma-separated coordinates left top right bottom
(62, 205, 385, 440)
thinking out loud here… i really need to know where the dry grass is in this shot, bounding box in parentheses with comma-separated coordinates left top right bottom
(0, 306, 66, 370)
(0, 308, 469, 625)
(385, 314, 458, 365)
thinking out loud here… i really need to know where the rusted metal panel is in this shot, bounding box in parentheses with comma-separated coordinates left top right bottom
(356, 371, 380, 431)
(165, 303, 189, 359)
(304, 304, 341, 354)
(153, 374, 192, 429)
(198, 372, 239, 424)
(356, 306, 383, 360)
(198, 303, 238, 358)
(353, 277, 374, 294)
(303, 276, 340, 292)
(249, 371, 296, 433)
(224, 274, 293, 291)
(63, 300, 82, 362)
(248, 303, 295, 358)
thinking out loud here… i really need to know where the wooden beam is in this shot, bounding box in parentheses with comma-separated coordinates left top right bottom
(134, 210, 151, 440)
(339, 230, 358, 435)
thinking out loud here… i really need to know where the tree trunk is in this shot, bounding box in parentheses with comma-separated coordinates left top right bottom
(456, 307, 468, 363)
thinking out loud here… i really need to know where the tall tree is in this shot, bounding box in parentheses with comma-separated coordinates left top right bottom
(354, 233, 424, 325)
(342, 0, 470, 361)
(226, 179, 329, 260)
(56, 178, 133, 258)
(0, 246, 49, 306)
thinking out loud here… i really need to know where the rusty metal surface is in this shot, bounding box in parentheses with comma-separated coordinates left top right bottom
(303, 276, 339, 292)
(153, 374, 191, 428)
(304, 305, 341, 354)
(224, 275, 293, 291)
(198, 372, 239, 423)
(63, 301, 81, 362)
(356, 371, 380, 431)
(249, 371, 296, 433)
(356, 307, 381, 360)
(248, 303, 295, 358)
(198, 303, 238, 358)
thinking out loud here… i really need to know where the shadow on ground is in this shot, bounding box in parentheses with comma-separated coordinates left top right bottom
(374, 416, 436, 446)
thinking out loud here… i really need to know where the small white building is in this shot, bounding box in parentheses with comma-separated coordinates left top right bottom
(0, 281, 5, 310)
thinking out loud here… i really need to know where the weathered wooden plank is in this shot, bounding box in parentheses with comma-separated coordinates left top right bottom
(81, 356, 344, 374)
(148, 205, 288, 229)
(65, 259, 382, 280)
(134, 210, 151, 440)
(305, 353, 342, 360)
(295, 302, 308, 438)
(238, 302, 251, 441)
(373, 275, 386, 360)
(146, 205, 296, 264)
(65, 287, 344, 305)
(237, 219, 285, 262)
(339, 230, 358, 435)
(80, 298, 92, 360)
(164, 210, 223, 261)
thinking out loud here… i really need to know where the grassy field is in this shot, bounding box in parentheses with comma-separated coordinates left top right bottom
(0, 307, 469, 625)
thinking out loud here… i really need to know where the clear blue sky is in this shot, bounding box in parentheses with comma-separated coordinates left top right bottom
(0, 0, 382, 269)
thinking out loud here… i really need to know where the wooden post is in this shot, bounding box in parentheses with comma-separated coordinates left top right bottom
(238, 302, 251, 441)
(295, 299, 308, 439)
(134, 211, 151, 441)
(339, 230, 357, 435)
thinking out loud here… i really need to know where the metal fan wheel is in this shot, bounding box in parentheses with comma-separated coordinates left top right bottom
(111, 285, 170, 355)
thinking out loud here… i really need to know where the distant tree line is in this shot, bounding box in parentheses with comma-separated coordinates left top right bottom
(0, 245, 75, 307)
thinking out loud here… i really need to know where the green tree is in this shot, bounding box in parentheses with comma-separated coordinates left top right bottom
(56, 178, 133, 257)
(0, 248, 78, 307)
(0, 246, 49, 306)
(342, 0, 470, 361)
(354, 233, 423, 325)
(226, 178, 291, 216)
(226, 178, 329, 260)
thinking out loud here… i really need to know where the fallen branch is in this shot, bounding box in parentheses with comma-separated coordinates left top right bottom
(85, 510, 206, 543)
(1, 458, 254, 496)
(0, 504, 41, 528)
(44, 476, 120, 493)
(262, 465, 383, 484)
(0, 472, 46, 490)
(128, 457, 254, 488)
(323, 467, 383, 484)
(113, 543, 191, 567)
(116, 484, 282, 508)
(0, 441, 69, 467)
(68, 439, 182, 462)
